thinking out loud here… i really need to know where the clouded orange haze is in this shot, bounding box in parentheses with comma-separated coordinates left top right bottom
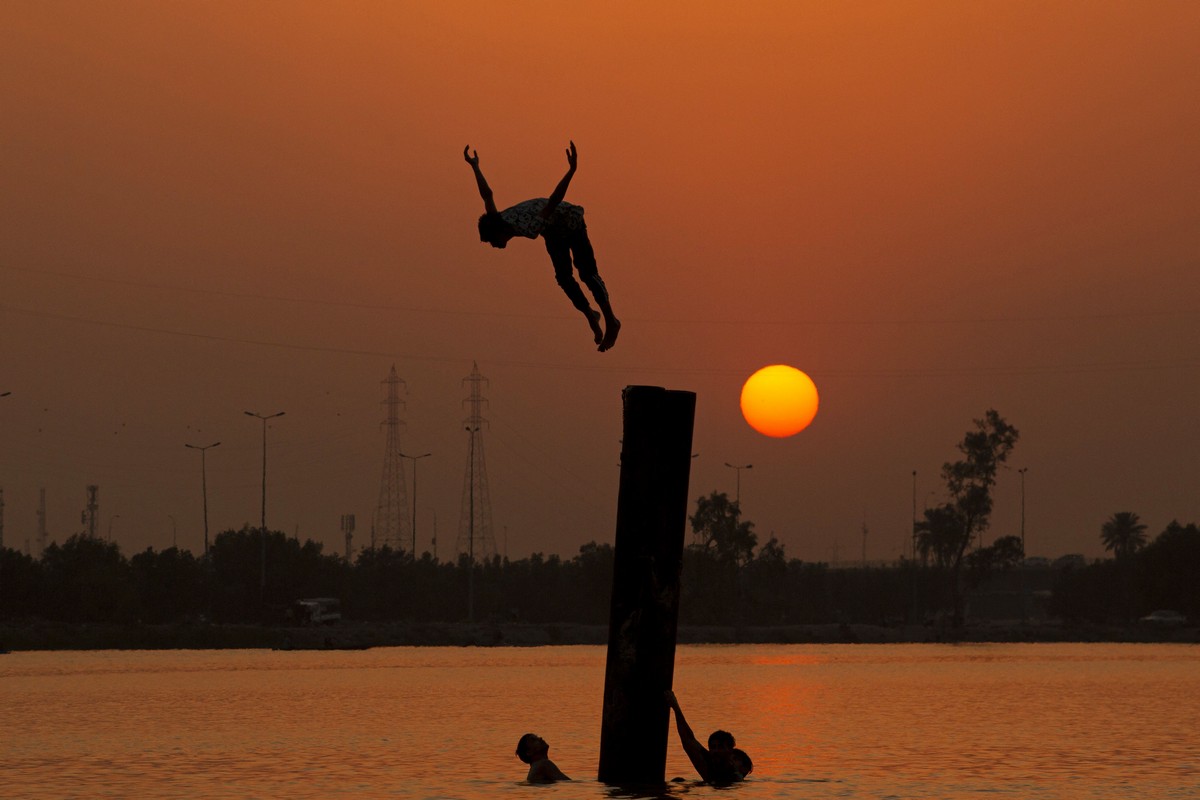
(2, 1, 1197, 564)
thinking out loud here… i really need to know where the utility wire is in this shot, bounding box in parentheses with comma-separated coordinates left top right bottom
(2, 303, 1195, 378)
(4, 261, 1196, 327)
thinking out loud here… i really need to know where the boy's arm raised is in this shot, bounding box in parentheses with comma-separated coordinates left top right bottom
(541, 140, 577, 219)
(464, 145, 498, 215)
(666, 690, 711, 781)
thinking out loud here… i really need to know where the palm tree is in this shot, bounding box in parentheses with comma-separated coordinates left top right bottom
(1100, 512, 1148, 561)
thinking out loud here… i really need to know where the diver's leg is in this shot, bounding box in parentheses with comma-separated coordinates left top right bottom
(571, 227, 620, 351)
(545, 234, 603, 345)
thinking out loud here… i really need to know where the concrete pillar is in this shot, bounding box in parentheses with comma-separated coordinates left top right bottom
(597, 386, 696, 786)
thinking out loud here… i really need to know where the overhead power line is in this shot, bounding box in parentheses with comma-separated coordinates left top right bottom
(3, 262, 1197, 328)
(2, 303, 1195, 378)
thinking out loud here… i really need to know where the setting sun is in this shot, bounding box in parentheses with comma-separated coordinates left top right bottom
(740, 365, 819, 437)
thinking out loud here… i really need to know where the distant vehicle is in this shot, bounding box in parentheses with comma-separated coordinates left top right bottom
(1139, 610, 1186, 627)
(292, 597, 342, 625)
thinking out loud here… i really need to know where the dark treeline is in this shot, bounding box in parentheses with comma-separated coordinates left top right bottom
(1, 500, 1196, 627)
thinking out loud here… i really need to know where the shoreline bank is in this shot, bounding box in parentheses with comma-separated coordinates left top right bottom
(1, 619, 1196, 651)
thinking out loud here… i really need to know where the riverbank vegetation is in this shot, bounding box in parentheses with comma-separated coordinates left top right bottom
(2, 411, 1195, 647)
(0, 509, 1195, 640)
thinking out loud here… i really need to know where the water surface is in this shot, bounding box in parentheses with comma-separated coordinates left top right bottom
(2, 643, 1197, 798)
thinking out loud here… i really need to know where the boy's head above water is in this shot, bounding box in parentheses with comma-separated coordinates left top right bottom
(515, 733, 548, 764)
(707, 729, 735, 752)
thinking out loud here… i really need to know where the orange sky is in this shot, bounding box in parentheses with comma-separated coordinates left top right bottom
(2, 1, 1197, 563)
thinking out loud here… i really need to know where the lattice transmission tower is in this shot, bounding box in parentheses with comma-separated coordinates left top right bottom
(37, 488, 49, 554)
(457, 362, 495, 563)
(374, 365, 411, 551)
(84, 485, 99, 539)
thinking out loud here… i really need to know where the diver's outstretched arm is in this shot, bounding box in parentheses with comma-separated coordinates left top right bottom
(541, 140, 577, 219)
(464, 145, 498, 215)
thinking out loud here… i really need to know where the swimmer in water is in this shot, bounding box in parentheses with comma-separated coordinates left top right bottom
(515, 733, 571, 783)
(666, 690, 753, 783)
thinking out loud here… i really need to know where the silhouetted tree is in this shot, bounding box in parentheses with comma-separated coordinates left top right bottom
(498, 551, 570, 622)
(129, 546, 205, 623)
(915, 504, 963, 569)
(208, 526, 345, 621)
(965, 535, 1025, 588)
(680, 493, 759, 625)
(1100, 511, 1148, 620)
(9, 510, 1196, 636)
(743, 537, 788, 623)
(783, 559, 834, 624)
(1048, 559, 1121, 623)
(350, 545, 412, 620)
(40, 534, 134, 622)
(1137, 521, 1199, 619)
(569, 541, 615, 623)
(1100, 512, 1148, 561)
(0, 547, 42, 618)
(689, 491, 757, 565)
(679, 546, 735, 624)
(917, 410, 1019, 628)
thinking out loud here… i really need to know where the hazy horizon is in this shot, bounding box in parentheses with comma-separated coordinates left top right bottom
(3, 2, 1197, 563)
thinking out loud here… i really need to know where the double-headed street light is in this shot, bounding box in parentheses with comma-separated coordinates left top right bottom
(245, 411, 284, 602)
(400, 451, 432, 557)
(185, 441, 221, 557)
(724, 462, 753, 509)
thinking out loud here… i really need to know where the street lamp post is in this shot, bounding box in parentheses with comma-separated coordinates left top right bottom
(1018, 466, 1029, 621)
(245, 411, 285, 603)
(0, 393, 8, 591)
(723, 462, 753, 509)
(1018, 467, 1028, 554)
(465, 425, 478, 622)
(168, 515, 177, 549)
(911, 470, 918, 559)
(400, 451, 432, 557)
(185, 441, 221, 558)
(911, 469, 919, 621)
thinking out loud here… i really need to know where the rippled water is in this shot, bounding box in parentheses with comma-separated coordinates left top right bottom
(2, 643, 1198, 799)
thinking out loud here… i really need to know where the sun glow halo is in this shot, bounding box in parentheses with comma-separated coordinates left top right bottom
(740, 365, 819, 437)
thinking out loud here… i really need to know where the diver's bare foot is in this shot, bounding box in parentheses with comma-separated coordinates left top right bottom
(598, 317, 621, 352)
(586, 310, 604, 345)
